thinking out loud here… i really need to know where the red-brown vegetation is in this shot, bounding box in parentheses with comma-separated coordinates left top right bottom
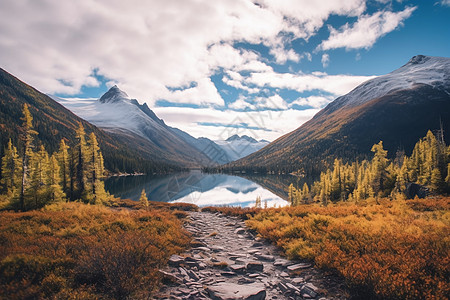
(244, 197, 450, 299)
(0, 202, 191, 299)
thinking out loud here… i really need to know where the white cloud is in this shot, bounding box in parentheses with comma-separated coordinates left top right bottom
(290, 95, 334, 109)
(245, 70, 376, 96)
(304, 52, 312, 61)
(318, 6, 416, 50)
(153, 106, 319, 141)
(0, 0, 370, 103)
(440, 0, 450, 6)
(269, 47, 301, 64)
(229, 94, 288, 110)
(321, 53, 330, 68)
(163, 78, 225, 106)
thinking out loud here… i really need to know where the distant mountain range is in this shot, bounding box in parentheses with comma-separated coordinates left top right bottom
(228, 55, 450, 175)
(0, 68, 177, 174)
(54, 86, 268, 166)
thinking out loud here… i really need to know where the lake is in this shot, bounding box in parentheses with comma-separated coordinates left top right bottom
(104, 170, 291, 207)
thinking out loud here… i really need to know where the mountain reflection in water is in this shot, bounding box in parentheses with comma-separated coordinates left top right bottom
(104, 170, 290, 208)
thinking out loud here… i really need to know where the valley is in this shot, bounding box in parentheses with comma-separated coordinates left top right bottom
(1, 4, 449, 296)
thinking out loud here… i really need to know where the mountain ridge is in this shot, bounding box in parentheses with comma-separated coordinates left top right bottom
(226, 55, 450, 175)
(0, 67, 178, 174)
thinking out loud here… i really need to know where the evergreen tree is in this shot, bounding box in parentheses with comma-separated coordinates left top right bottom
(19, 104, 37, 211)
(140, 189, 149, 210)
(28, 146, 49, 209)
(1, 139, 21, 195)
(87, 132, 107, 204)
(47, 155, 65, 203)
(430, 168, 443, 192)
(75, 123, 88, 201)
(57, 139, 70, 198)
(370, 141, 388, 195)
(255, 195, 262, 208)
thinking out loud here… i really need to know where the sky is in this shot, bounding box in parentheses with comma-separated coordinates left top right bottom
(1, 0, 449, 141)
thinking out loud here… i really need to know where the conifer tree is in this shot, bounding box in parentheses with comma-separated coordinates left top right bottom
(57, 139, 70, 198)
(19, 104, 37, 211)
(75, 123, 88, 201)
(371, 141, 388, 195)
(430, 168, 443, 192)
(1, 139, 21, 195)
(302, 182, 310, 203)
(255, 195, 262, 208)
(47, 155, 65, 203)
(87, 132, 107, 204)
(140, 189, 149, 210)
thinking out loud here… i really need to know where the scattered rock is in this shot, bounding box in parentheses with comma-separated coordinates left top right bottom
(246, 262, 264, 272)
(255, 254, 275, 261)
(287, 263, 312, 272)
(158, 270, 181, 284)
(156, 211, 349, 299)
(229, 264, 246, 273)
(301, 283, 319, 298)
(206, 282, 266, 300)
(168, 254, 185, 267)
(234, 228, 246, 234)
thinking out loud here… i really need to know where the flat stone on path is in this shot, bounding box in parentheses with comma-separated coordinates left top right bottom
(287, 262, 312, 271)
(206, 282, 266, 300)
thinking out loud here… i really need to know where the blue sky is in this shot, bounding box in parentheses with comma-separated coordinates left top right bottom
(1, 0, 449, 141)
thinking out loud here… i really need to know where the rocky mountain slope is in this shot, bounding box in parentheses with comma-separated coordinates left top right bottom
(227, 55, 450, 175)
(55, 86, 214, 167)
(56, 87, 269, 166)
(0, 68, 177, 174)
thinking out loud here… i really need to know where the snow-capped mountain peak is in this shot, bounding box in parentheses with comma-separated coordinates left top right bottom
(215, 135, 269, 162)
(226, 134, 258, 143)
(325, 55, 450, 113)
(99, 85, 130, 103)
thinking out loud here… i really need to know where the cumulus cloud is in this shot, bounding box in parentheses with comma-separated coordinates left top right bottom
(440, 0, 450, 6)
(0, 0, 370, 102)
(290, 95, 334, 109)
(269, 47, 301, 64)
(321, 54, 330, 68)
(318, 6, 416, 51)
(245, 70, 375, 96)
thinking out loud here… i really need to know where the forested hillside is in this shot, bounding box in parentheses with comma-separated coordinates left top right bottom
(289, 131, 450, 205)
(0, 68, 178, 174)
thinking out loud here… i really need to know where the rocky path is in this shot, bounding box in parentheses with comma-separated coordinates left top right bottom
(155, 211, 348, 300)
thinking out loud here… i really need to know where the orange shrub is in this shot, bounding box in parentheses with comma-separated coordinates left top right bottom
(0, 202, 190, 299)
(246, 197, 450, 299)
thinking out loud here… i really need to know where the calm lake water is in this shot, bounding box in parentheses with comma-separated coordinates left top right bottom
(104, 170, 291, 207)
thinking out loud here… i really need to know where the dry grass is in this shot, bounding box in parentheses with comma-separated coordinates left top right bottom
(244, 197, 450, 299)
(0, 202, 191, 299)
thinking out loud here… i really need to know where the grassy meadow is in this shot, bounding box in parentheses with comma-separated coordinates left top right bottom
(0, 201, 194, 299)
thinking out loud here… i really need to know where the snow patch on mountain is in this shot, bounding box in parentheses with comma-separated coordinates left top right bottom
(53, 88, 167, 140)
(215, 135, 270, 162)
(328, 55, 450, 111)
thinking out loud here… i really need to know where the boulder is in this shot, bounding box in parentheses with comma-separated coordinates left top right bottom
(405, 183, 429, 199)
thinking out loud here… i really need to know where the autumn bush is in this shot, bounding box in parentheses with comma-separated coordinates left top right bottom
(0, 202, 190, 299)
(245, 197, 450, 299)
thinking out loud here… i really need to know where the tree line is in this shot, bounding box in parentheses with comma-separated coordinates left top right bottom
(289, 130, 450, 205)
(1, 104, 109, 210)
